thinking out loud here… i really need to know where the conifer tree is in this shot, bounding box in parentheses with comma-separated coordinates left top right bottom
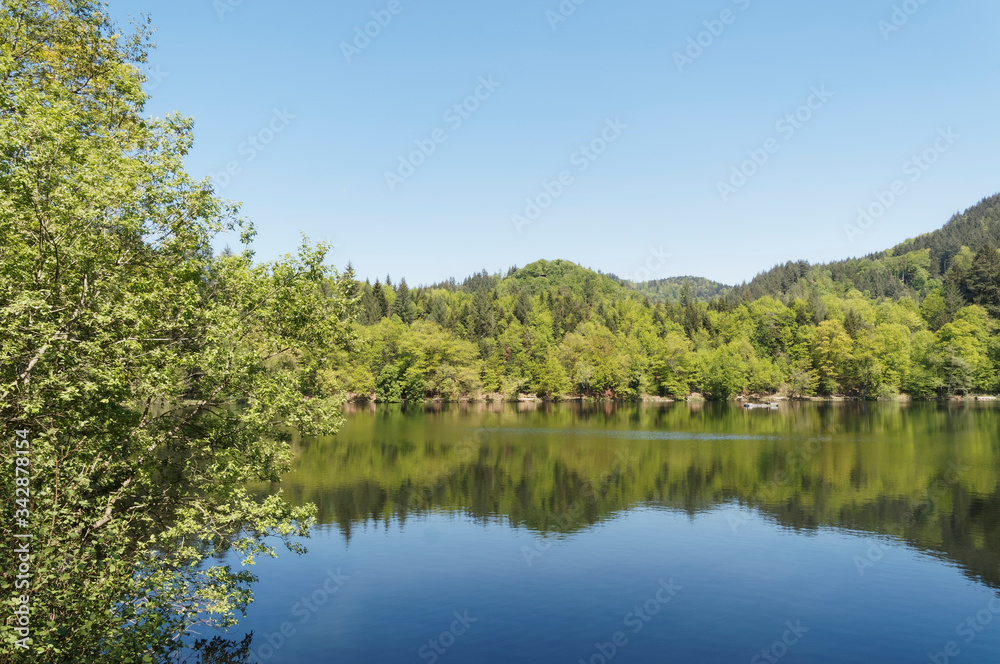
(392, 278, 416, 324)
(373, 280, 389, 319)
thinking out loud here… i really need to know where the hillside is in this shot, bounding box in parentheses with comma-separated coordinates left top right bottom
(735, 193, 1000, 308)
(620, 276, 732, 303)
(340, 194, 1000, 402)
(504, 259, 631, 300)
(884, 194, 1000, 271)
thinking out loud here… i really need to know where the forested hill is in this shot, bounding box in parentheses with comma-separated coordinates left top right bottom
(504, 259, 629, 299)
(884, 193, 1000, 268)
(621, 276, 731, 303)
(733, 193, 1000, 307)
(335, 194, 1000, 402)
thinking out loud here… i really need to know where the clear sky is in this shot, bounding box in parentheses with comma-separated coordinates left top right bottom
(109, 0, 1000, 286)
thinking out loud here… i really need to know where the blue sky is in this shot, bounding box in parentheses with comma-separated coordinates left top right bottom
(110, 0, 1000, 286)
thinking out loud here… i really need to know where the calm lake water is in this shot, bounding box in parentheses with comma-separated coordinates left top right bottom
(226, 402, 1000, 664)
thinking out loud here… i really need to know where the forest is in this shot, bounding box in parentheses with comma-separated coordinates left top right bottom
(326, 195, 1000, 402)
(1, 2, 999, 661)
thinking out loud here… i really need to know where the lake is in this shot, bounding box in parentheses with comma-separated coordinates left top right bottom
(227, 402, 1000, 664)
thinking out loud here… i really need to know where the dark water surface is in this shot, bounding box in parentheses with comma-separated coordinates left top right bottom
(230, 402, 1000, 664)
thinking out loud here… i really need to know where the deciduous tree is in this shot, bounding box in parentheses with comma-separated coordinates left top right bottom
(0, 3, 351, 660)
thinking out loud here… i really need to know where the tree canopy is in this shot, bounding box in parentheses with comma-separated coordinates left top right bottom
(334, 197, 1000, 402)
(0, 2, 352, 660)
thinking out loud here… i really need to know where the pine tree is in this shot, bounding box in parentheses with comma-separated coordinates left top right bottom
(513, 290, 532, 324)
(341, 261, 361, 317)
(372, 280, 388, 319)
(343, 262, 360, 299)
(392, 278, 415, 323)
(472, 289, 496, 338)
(961, 243, 1000, 317)
(360, 282, 381, 325)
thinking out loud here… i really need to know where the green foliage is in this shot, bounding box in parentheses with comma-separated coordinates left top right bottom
(651, 333, 693, 397)
(347, 366, 376, 400)
(731, 195, 1000, 308)
(699, 344, 747, 400)
(391, 278, 416, 324)
(812, 320, 852, 395)
(376, 364, 404, 402)
(624, 276, 732, 303)
(0, 3, 351, 660)
(956, 243, 1000, 317)
(921, 290, 949, 331)
(935, 306, 995, 395)
(534, 349, 571, 398)
(338, 197, 1000, 402)
(505, 260, 625, 300)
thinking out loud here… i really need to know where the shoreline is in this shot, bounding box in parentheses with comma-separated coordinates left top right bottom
(344, 392, 1000, 405)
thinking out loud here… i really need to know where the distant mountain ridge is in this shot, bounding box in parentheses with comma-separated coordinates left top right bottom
(732, 193, 1000, 302)
(616, 276, 732, 303)
(418, 192, 999, 308)
(882, 194, 1000, 269)
(349, 191, 1000, 402)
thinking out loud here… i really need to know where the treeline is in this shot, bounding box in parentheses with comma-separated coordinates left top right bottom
(735, 194, 1000, 305)
(325, 202, 1000, 401)
(618, 275, 732, 303)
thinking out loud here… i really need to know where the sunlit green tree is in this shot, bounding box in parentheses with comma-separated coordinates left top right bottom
(0, 3, 351, 660)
